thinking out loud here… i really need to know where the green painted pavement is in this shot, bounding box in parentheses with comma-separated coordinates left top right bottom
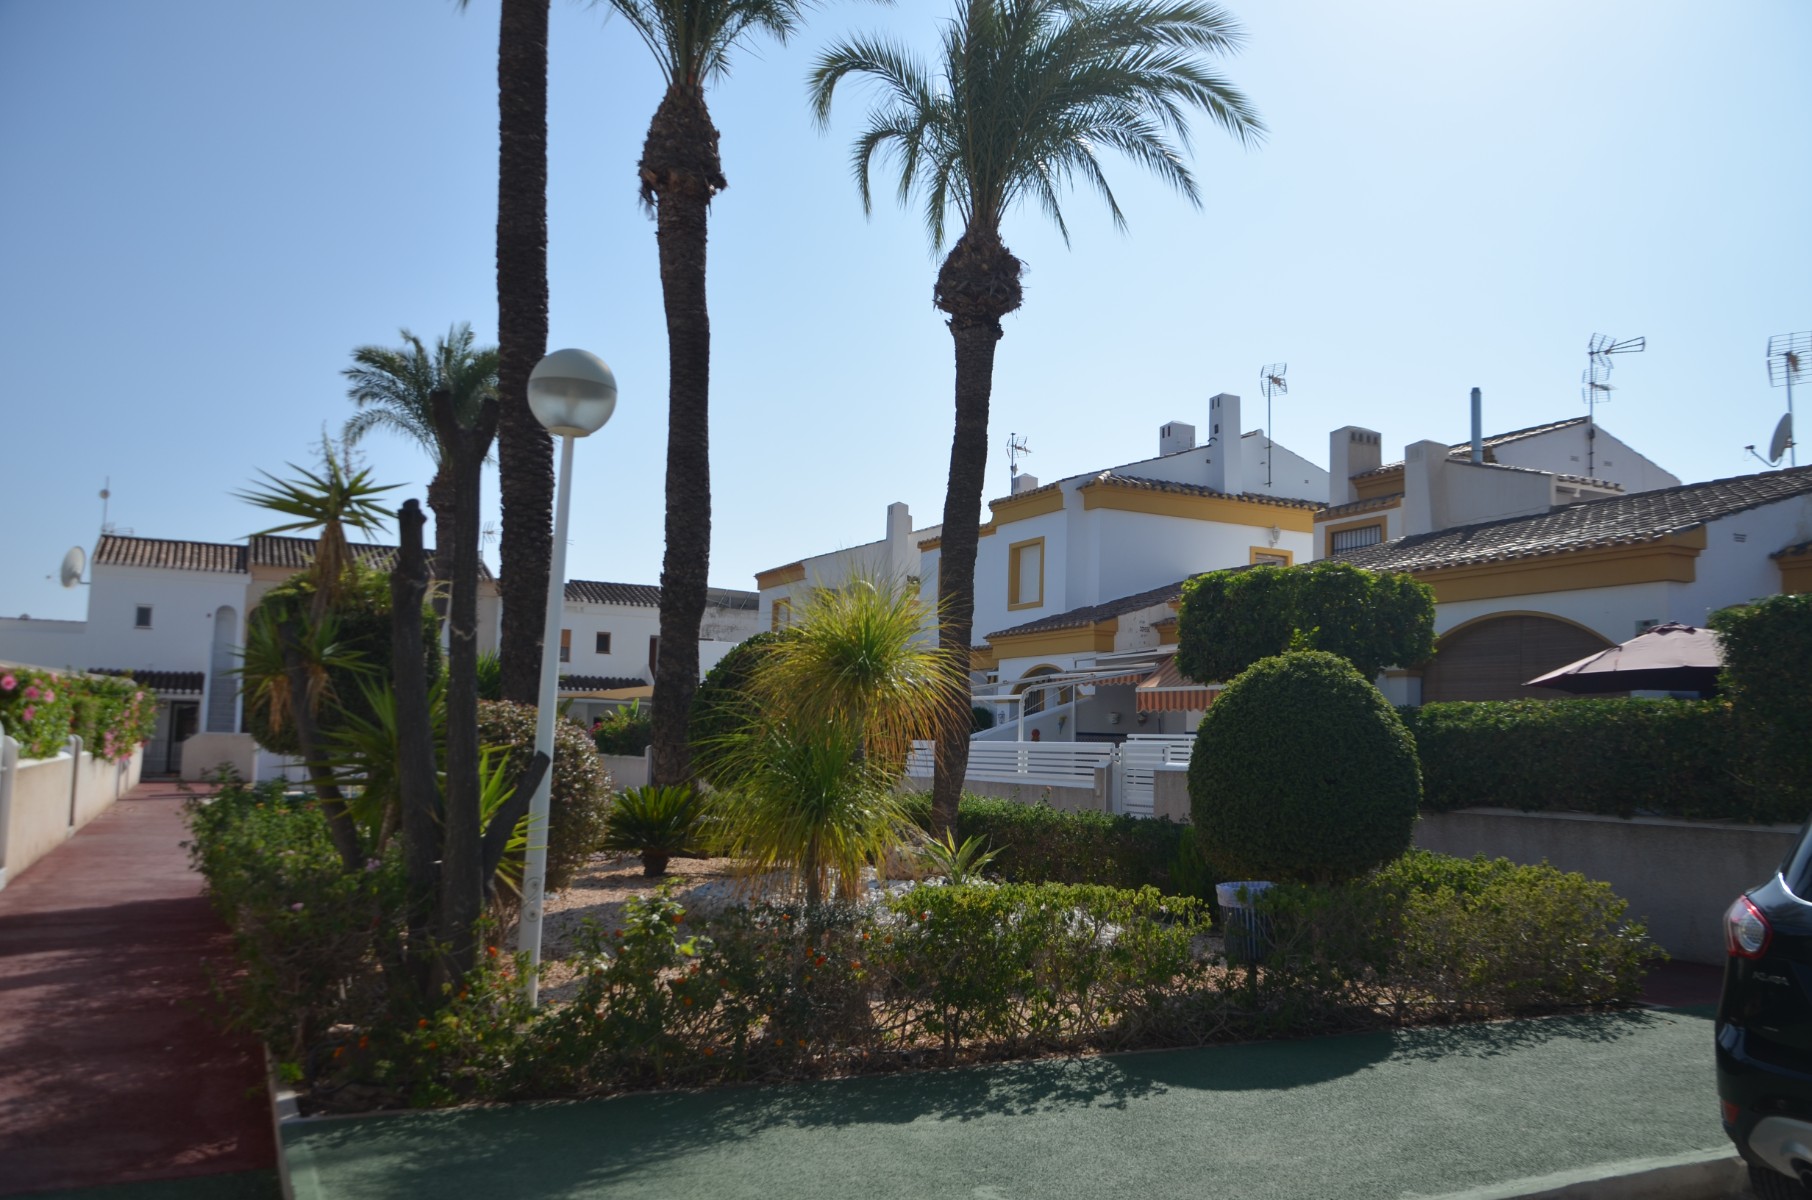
(284, 1009, 1723, 1200)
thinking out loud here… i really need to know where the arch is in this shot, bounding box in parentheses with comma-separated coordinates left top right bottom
(206, 605, 239, 732)
(1014, 664, 1065, 715)
(1421, 612, 1615, 703)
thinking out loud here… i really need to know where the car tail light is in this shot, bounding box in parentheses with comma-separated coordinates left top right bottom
(1727, 895, 1772, 958)
(1722, 1100, 1741, 1125)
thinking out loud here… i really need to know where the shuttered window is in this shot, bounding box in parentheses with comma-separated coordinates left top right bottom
(1330, 524, 1384, 553)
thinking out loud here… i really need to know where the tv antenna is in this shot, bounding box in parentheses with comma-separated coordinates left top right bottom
(480, 520, 498, 556)
(1006, 432, 1032, 495)
(1582, 334, 1644, 473)
(1767, 332, 1808, 468)
(1259, 363, 1287, 488)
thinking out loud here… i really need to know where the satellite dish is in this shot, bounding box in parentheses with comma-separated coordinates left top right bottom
(59, 546, 87, 589)
(1770, 413, 1794, 465)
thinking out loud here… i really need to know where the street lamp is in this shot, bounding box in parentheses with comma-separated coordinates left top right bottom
(521, 348, 617, 1005)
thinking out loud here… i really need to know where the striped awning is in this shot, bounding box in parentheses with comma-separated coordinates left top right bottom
(1136, 658, 1220, 712)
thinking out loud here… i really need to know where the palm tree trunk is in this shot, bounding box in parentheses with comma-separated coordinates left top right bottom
(929, 231, 1019, 833)
(643, 87, 724, 788)
(389, 501, 442, 1000)
(425, 466, 455, 561)
(930, 315, 1001, 832)
(494, 0, 554, 705)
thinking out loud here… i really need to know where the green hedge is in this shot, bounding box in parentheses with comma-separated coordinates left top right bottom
(1711, 594, 1812, 817)
(1400, 698, 1779, 822)
(901, 793, 1204, 896)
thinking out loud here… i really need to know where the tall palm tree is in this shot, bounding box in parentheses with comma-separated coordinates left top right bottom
(341, 323, 500, 556)
(599, 0, 810, 786)
(810, 0, 1264, 831)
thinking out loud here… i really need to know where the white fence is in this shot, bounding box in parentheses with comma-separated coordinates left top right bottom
(906, 734, 1194, 817)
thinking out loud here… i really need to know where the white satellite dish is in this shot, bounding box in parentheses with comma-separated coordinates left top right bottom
(1769, 413, 1794, 465)
(59, 546, 87, 589)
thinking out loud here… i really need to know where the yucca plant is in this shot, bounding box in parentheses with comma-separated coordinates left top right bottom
(603, 785, 716, 877)
(918, 828, 1002, 884)
(711, 575, 962, 905)
(234, 440, 398, 619)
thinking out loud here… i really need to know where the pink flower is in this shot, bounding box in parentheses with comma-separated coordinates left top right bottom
(22, 685, 38, 701)
(0, 675, 15, 691)
(290, 903, 305, 912)
(21, 706, 34, 722)
(42, 690, 55, 704)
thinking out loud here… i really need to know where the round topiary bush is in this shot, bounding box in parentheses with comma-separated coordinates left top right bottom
(1189, 650, 1420, 884)
(689, 631, 781, 786)
(477, 700, 612, 892)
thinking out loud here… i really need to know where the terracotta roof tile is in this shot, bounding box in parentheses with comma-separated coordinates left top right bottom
(95, 536, 245, 574)
(1332, 466, 1812, 574)
(248, 535, 493, 581)
(987, 576, 1209, 641)
(1318, 493, 1403, 520)
(1349, 417, 1595, 480)
(565, 580, 757, 610)
(1081, 473, 1325, 511)
(1774, 539, 1812, 560)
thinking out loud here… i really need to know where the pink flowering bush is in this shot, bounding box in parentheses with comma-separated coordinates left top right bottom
(0, 668, 155, 760)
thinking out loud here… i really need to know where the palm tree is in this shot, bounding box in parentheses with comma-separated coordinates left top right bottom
(598, 0, 810, 787)
(809, 0, 1264, 831)
(340, 323, 499, 556)
(457, 0, 556, 706)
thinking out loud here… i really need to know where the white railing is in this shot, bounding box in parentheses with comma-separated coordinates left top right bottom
(905, 739, 1115, 790)
(1115, 734, 1195, 817)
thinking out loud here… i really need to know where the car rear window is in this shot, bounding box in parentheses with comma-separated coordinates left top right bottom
(1783, 818, 1812, 900)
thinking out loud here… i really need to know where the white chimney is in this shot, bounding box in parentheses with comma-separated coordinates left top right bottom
(1011, 473, 1041, 495)
(1205, 393, 1242, 494)
(1328, 426, 1383, 504)
(1401, 440, 1449, 536)
(884, 501, 912, 579)
(1159, 421, 1196, 456)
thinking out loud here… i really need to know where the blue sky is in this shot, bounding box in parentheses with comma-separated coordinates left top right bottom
(3, 0, 1808, 621)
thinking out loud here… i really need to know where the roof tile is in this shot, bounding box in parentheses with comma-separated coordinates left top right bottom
(1333, 466, 1812, 574)
(95, 536, 245, 574)
(565, 580, 757, 610)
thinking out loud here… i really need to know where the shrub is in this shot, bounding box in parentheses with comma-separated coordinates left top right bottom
(0, 667, 153, 760)
(592, 701, 653, 756)
(899, 793, 1203, 895)
(1401, 698, 1763, 821)
(688, 632, 780, 786)
(1190, 650, 1420, 884)
(243, 568, 441, 756)
(476, 700, 612, 892)
(602, 785, 715, 876)
(1177, 560, 1436, 684)
(1711, 594, 1812, 816)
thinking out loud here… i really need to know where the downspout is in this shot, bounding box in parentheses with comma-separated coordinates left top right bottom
(1470, 388, 1484, 464)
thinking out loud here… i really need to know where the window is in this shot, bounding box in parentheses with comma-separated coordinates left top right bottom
(595, 631, 612, 655)
(1328, 523, 1384, 554)
(771, 598, 791, 631)
(1249, 548, 1294, 567)
(559, 628, 571, 663)
(1007, 538, 1045, 609)
(134, 605, 153, 629)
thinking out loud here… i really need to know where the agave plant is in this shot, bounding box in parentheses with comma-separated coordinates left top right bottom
(602, 785, 716, 877)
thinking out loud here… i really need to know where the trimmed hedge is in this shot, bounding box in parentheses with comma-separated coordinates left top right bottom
(1711, 594, 1812, 816)
(1400, 698, 1779, 822)
(901, 793, 1204, 897)
(476, 700, 613, 892)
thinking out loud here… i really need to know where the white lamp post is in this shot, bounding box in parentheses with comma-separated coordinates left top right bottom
(521, 348, 617, 1005)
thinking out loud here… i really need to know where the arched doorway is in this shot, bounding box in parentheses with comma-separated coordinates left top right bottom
(1421, 614, 1614, 702)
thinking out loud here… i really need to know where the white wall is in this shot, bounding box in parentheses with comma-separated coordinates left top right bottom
(559, 602, 662, 683)
(1495, 423, 1680, 493)
(0, 618, 86, 670)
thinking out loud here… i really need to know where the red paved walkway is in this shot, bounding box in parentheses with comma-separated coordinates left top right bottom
(0, 781, 274, 1196)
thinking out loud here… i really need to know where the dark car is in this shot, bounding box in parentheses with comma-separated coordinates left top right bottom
(1717, 822, 1812, 1199)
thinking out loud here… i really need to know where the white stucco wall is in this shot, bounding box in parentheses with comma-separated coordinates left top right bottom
(0, 618, 86, 670)
(1493, 423, 1679, 493)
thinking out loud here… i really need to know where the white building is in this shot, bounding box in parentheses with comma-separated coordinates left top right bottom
(754, 502, 935, 633)
(556, 580, 760, 723)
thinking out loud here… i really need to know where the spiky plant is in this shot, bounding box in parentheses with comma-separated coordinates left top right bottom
(602, 785, 716, 877)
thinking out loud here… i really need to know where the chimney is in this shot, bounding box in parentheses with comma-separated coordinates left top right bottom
(1328, 426, 1382, 505)
(1011, 473, 1041, 495)
(1159, 421, 1196, 456)
(1205, 392, 1242, 494)
(1470, 387, 1483, 464)
(884, 501, 912, 580)
(1402, 439, 1449, 536)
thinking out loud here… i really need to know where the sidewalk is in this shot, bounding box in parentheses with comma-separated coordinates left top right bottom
(0, 781, 276, 1198)
(284, 1005, 1726, 1200)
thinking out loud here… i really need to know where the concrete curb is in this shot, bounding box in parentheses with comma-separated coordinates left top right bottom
(264, 1048, 302, 1200)
(1417, 1147, 1746, 1200)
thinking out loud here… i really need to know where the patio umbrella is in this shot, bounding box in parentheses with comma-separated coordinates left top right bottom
(1524, 622, 1723, 696)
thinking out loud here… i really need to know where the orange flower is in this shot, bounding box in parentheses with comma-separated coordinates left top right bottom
(417, 1018, 429, 1029)
(487, 945, 499, 958)
(333, 1046, 345, 1059)
(703, 1046, 715, 1057)
(426, 1041, 438, 1050)
(358, 1036, 369, 1050)
(682, 996, 694, 1007)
